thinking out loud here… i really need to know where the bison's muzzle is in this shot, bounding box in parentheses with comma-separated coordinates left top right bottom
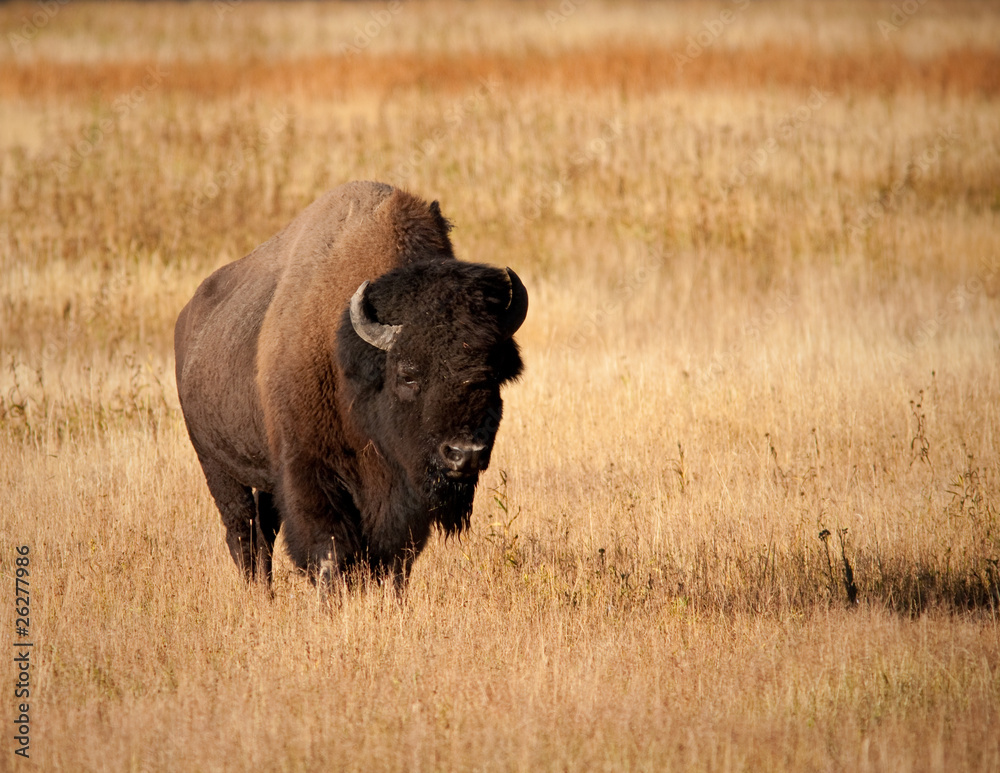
(439, 440, 487, 478)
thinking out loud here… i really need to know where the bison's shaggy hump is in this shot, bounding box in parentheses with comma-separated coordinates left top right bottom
(174, 181, 527, 591)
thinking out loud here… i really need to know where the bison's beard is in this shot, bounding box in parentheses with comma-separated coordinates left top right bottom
(425, 469, 477, 538)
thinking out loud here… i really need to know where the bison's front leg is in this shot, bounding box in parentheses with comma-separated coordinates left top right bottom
(278, 458, 364, 593)
(384, 546, 420, 596)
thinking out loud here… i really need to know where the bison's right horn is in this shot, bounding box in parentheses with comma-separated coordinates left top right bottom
(500, 267, 529, 339)
(350, 281, 402, 351)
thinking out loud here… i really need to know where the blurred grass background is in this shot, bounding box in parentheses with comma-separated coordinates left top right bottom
(1, 1, 998, 770)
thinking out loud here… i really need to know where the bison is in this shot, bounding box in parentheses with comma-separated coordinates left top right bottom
(174, 181, 527, 590)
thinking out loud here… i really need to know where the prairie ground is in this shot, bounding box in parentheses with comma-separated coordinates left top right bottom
(1, 1, 999, 771)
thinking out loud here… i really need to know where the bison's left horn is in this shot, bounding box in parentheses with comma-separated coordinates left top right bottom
(500, 267, 529, 339)
(350, 281, 401, 351)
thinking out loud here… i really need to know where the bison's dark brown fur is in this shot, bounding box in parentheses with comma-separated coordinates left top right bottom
(174, 181, 526, 589)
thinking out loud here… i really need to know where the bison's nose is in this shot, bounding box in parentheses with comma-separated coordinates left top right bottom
(439, 441, 486, 476)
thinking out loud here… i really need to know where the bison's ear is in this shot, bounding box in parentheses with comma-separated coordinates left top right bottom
(429, 201, 453, 234)
(491, 338, 524, 386)
(499, 267, 528, 339)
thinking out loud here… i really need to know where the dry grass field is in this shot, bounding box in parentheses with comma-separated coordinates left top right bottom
(1, 1, 999, 770)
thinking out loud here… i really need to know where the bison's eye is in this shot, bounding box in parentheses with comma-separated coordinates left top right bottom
(395, 364, 420, 399)
(460, 371, 496, 392)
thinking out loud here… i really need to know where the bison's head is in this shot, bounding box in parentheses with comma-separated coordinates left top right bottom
(337, 260, 527, 534)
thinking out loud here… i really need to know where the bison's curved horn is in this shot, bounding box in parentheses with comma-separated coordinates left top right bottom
(500, 267, 529, 339)
(350, 281, 401, 351)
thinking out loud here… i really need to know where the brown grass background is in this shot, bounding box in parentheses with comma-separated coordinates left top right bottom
(1, 1, 999, 771)
(5, 45, 1000, 99)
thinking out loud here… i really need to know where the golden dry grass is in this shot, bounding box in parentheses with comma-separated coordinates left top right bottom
(4, 45, 1000, 100)
(1, 1, 999, 771)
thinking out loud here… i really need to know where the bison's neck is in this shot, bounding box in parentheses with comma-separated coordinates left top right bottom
(349, 446, 476, 563)
(332, 377, 475, 564)
(363, 472, 434, 562)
